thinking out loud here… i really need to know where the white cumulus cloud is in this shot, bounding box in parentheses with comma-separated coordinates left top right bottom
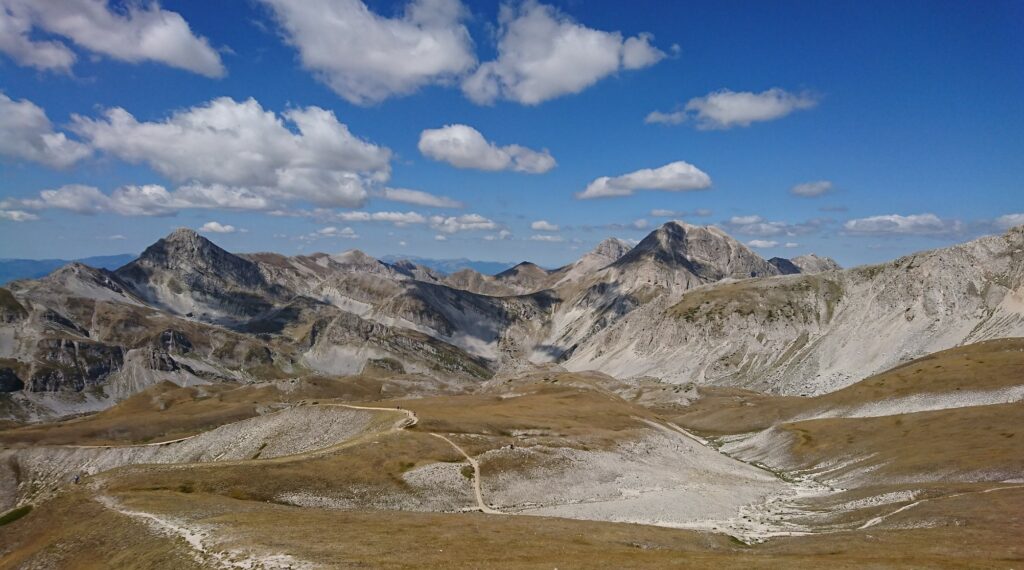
(530, 220, 559, 231)
(748, 240, 778, 248)
(0, 209, 39, 222)
(791, 180, 833, 197)
(317, 226, 358, 239)
(418, 124, 555, 173)
(462, 1, 665, 105)
(843, 213, 964, 236)
(332, 210, 427, 226)
(577, 160, 711, 199)
(430, 213, 497, 233)
(199, 221, 237, 234)
(14, 183, 272, 217)
(0, 0, 224, 76)
(995, 213, 1024, 230)
(649, 88, 818, 130)
(0, 93, 91, 168)
(726, 215, 824, 237)
(71, 97, 391, 209)
(259, 0, 475, 105)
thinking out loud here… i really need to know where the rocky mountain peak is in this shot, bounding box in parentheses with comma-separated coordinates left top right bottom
(791, 254, 842, 273)
(167, 227, 202, 242)
(114, 229, 277, 316)
(612, 221, 779, 280)
(590, 237, 633, 261)
(134, 228, 232, 270)
(331, 249, 377, 265)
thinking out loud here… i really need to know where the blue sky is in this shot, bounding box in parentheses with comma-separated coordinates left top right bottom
(0, 0, 1021, 268)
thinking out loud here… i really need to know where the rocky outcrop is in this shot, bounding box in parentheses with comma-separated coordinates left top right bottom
(791, 254, 841, 274)
(0, 288, 27, 323)
(28, 339, 125, 392)
(768, 257, 802, 275)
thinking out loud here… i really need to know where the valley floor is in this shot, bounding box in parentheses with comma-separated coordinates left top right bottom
(1, 339, 1023, 568)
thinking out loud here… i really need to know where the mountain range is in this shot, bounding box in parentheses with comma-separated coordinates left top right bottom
(0, 254, 136, 286)
(1, 220, 1022, 421)
(378, 255, 516, 276)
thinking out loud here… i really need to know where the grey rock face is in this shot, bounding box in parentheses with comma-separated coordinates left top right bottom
(28, 339, 125, 392)
(115, 228, 284, 318)
(768, 257, 802, 275)
(791, 254, 842, 273)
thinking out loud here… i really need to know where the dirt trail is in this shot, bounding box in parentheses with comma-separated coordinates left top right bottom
(68, 434, 199, 449)
(329, 403, 499, 514)
(332, 404, 417, 430)
(428, 433, 501, 515)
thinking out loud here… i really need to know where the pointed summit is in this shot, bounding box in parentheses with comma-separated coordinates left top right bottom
(612, 221, 779, 281)
(590, 237, 633, 261)
(550, 237, 635, 288)
(115, 229, 279, 318)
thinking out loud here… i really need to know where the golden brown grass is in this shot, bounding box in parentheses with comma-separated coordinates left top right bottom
(780, 402, 1023, 480)
(0, 374, 442, 446)
(3, 348, 1023, 568)
(5, 487, 1021, 569)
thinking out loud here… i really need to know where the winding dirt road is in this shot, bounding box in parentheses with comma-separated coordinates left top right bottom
(429, 433, 502, 515)
(333, 403, 418, 430)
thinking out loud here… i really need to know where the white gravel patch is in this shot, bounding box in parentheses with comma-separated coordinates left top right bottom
(482, 426, 783, 528)
(402, 461, 476, 511)
(1, 406, 374, 508)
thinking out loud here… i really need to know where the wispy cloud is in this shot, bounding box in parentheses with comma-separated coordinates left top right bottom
(648, 88, 818, 130)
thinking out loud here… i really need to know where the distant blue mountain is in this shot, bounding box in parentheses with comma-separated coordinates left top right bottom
(380, 255, 513, 276)
(0, 254, 136, 285)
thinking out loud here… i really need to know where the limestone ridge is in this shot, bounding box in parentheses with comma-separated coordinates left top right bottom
(1, 222, 1022, 420)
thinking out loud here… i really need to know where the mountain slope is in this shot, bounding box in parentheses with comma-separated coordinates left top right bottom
(2, 222, 1023, 421)
(602, 221, 780, 293)
(115, 228, 286, 320)
(562, 225, 1024, 394)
